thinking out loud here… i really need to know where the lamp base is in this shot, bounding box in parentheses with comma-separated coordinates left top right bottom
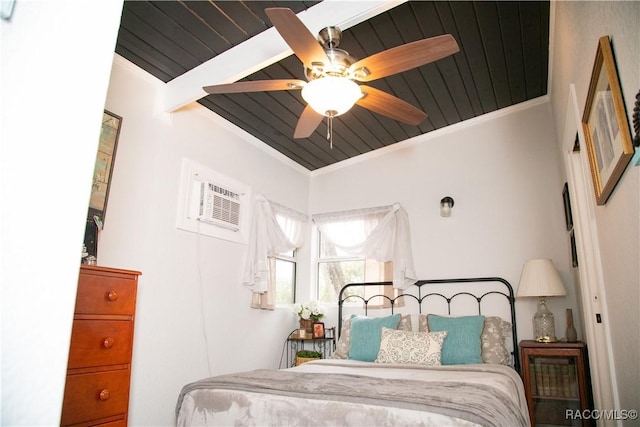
(533, 297, 558, 343)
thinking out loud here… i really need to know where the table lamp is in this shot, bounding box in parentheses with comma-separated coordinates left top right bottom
(517, 259, 567, 342)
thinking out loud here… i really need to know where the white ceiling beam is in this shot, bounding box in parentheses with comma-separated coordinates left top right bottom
(161, 1, 406, 112)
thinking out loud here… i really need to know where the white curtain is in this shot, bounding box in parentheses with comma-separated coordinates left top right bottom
(242, 195, 307, 309)
(312, 203, 417, 289)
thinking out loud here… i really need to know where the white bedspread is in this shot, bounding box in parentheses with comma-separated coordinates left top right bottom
(176, 359, 530, 426)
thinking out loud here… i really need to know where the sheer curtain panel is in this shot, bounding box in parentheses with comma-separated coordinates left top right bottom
(312, 203, 417, 289)
(242, 195, 307, 309)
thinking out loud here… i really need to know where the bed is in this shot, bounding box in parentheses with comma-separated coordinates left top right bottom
(176, 277, 530, 426)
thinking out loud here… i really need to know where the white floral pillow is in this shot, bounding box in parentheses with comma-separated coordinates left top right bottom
(481, 316, 512, 365)
(375, 327, 447, 365)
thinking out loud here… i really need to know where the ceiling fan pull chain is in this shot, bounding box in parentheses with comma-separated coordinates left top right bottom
(326, 116, 330, 140)
(326, 116, 334, 149)
(330, 117, 334, 149)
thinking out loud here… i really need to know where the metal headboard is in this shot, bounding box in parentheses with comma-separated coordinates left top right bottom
(337, 277, 520, 372)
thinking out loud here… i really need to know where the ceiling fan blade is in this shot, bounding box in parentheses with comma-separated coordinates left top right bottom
(203, 79, 305, 94)
(349, 35, 459, 82)
(265, 8, 330, 68)
(294, 105, 324, 138)
(357, 85, 427, 126)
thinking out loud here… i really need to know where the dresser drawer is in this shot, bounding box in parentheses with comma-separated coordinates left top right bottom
(61, 369, 130, 426)
(88, 419, 127, 427)
(76, 272, 136, 315)
(67, 320, 133, 369)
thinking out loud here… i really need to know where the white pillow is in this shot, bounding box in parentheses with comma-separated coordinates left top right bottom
(375, 327, 447, 365)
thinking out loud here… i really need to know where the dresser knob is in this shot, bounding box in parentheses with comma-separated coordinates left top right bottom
(107, 290, 118, 302)
(103, 337, 115, 349)
(98, 389, 110, 401)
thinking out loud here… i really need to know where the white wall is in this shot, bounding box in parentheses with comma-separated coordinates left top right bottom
(99, 57, 311, 426)
(550, 0, 640, 416)
(309, 99, 579, 345)
(0, 1, 122, 426)
(1, 1, 123, 425)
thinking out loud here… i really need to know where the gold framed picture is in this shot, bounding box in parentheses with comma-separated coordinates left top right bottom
(582, 36, 634, 205)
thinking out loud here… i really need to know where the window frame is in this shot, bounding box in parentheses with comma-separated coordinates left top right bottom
(273, 248, 297, 305)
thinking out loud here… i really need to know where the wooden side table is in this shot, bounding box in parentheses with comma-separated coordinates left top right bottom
(520, 340, 594, 426)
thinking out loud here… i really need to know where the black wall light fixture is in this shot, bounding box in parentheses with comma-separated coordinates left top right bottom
(440, 197, 455, 217)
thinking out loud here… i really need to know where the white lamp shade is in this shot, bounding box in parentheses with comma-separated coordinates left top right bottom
(301, 76, 362, 117)
(517, 259, 567, 297)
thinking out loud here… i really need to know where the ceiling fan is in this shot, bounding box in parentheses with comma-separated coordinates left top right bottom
(203, 7, 460, 144)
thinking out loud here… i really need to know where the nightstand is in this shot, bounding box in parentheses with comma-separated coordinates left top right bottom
(520, 340, 594, 426)
(284, 328, 335, 368)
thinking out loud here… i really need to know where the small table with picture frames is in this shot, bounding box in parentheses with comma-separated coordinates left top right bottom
(285, 327, 335, 368)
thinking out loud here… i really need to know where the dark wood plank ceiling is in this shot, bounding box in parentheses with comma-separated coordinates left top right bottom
(116, 1, 549, 171)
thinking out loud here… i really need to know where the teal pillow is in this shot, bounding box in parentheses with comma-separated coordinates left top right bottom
(427, 315, 485, 365)
(349, 314, 401, 362)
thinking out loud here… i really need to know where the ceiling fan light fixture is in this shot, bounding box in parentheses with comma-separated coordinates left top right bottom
(301, 76, 362, 117)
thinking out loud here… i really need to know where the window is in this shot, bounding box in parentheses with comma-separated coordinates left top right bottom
(243, 195, 307, 310)
(312, 203, 416, 303)
(272, 209, 303, 305)
(313, 205, 403, 307)
(317, 230, 390, 303)
(312, 203, 416, 307)
(274, 249, 296, 304)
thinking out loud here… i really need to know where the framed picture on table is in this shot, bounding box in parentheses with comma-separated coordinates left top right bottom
(313, 322, 325, 339)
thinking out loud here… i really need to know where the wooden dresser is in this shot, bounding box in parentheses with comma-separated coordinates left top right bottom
(61, 265, 141, 427)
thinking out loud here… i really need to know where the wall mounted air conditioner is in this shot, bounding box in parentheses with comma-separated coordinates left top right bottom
(177, 158, 251, 244)
(190, 181, 241, 230)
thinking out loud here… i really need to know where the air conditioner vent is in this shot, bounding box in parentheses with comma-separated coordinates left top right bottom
(207, 184, 241, 228)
